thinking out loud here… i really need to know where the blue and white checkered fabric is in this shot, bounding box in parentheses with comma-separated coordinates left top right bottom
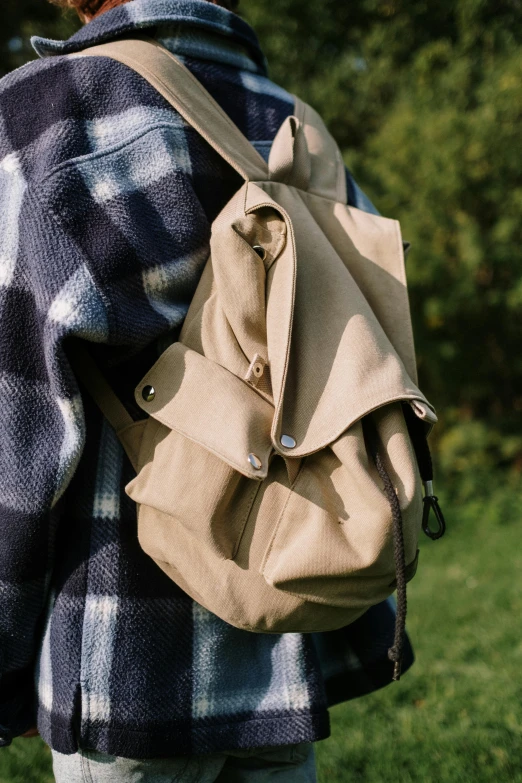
(0, 0, 413, 758)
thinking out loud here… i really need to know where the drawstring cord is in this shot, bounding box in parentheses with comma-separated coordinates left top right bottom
(364, 406, 447, 681)
(364, 417, 408, 681)
(372, 446, 407, 681)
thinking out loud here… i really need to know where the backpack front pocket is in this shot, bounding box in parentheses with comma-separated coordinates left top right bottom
(126, 343, 274, 561)
(126, 421, 262, 560)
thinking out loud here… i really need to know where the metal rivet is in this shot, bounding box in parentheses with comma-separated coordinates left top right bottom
(280, 434, 296, 449)
(252, 245, 267, 261)
(248, 453, 262, 470)
(142, 385, 156, 403)
(253, 361, 264, 378)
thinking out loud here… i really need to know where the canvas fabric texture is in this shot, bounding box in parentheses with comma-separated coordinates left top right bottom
(73, 39, 436, 635)
(0, 0, 413, 759)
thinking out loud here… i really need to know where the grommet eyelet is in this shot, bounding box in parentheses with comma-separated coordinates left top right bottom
(248, 453, 262, 470)
(280, 434, 297, 449)
(253, 361, 264, 378)
(252, 245, 266, 261)
(142, 385, 156, 402)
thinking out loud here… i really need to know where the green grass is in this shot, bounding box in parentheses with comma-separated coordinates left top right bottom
(315, 476, 522, 783)
(0, 738, 53, 783)
(2, 476, 521, 783)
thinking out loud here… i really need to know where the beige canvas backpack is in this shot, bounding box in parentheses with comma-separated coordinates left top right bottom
(72, 39, 446, 679)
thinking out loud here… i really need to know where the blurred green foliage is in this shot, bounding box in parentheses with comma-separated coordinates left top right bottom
(0, 1, 79, 74)
(246, 0, 522, 490)
(1, 0, 521, 490)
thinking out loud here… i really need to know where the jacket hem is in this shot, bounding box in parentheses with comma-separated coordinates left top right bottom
(325, 648, 415, 707)
(39, 709, 331, 759)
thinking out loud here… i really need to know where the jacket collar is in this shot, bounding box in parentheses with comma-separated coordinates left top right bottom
(31, 0, 267, 74)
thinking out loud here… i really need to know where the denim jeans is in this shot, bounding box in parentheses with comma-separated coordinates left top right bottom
(52, 742, 317, 782)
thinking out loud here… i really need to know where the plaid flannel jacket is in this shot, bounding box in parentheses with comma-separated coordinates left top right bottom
(0, 0, 413, 758)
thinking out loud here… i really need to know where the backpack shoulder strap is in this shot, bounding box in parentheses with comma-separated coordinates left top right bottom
(73, 39, 347, 202)
(72, 38, 269, 183)
(68, 343, 144, 470)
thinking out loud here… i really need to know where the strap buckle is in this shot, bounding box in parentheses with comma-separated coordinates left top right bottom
(422, 482, 446, 540)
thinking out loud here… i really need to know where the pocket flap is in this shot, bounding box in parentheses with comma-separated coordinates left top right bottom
(135, 343, 274, 479)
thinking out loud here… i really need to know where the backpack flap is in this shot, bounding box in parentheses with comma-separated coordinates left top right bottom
(236, 181, 437, 460)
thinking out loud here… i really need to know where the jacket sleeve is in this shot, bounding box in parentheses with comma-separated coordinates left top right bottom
(346, 169, 381, 216)
(0, 160, 91, 745)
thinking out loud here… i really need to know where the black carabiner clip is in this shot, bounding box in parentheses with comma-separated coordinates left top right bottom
(422, 494, 446, 540)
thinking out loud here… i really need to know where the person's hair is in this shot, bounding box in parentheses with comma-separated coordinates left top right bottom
(50, 0, 239, 23)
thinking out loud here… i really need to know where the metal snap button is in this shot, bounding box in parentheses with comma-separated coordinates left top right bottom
(142, 385, 156, 402)
(280, 435, 297, 449)
(252, 245, 267, 261)
(248, 453, 262, 470)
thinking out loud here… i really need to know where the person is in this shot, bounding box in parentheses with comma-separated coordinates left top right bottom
(0, 0, 414, 780)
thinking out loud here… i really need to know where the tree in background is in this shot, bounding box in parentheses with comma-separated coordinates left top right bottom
(2, 0, 521, 493)
(0, 0, 78, 74)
